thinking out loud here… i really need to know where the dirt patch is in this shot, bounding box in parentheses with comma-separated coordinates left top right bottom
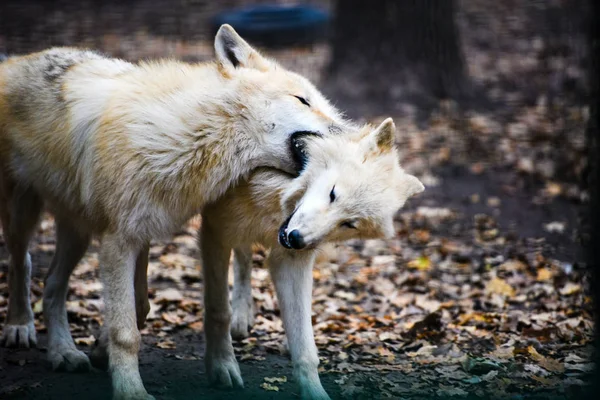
(0, 331, 342, 400)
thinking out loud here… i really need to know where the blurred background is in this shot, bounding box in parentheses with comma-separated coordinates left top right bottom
(0, 0, 590, 188)
(0, 1, 596, 399)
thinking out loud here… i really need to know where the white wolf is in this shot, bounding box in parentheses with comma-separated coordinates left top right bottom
(138, 119, 422, 399)
(0, 25, 349, 399)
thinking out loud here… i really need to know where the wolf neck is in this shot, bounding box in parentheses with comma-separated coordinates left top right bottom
(128, 85, 261, 218)
(178, 123, 259, 209)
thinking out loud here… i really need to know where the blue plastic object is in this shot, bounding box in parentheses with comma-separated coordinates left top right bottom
(211, 5, 330, 47)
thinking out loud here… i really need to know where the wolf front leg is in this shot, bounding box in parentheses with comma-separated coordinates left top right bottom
(200, 222, 243, 388)
(100, 234, 153, 400)
(230, 246, 255, 340)
(268, 249, 330, 400)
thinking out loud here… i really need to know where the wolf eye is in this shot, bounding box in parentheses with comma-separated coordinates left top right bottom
(341, 220, 358, 229)
(293, 95, 310, 107)
(329, 186, 336, 203)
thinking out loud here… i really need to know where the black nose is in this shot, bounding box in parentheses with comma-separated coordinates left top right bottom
(287, 230, 306, 249)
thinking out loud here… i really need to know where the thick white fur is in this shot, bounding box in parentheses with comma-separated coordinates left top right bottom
(195, 120, 424, 399)
(0, 25, 348, 399)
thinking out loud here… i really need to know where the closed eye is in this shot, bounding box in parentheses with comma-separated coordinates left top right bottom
(293, 95, 310, 107)
(340, 220, 358, 229)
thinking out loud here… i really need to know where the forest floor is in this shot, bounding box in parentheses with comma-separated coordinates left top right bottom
(0, 1, 594, 399)
(0, 162, 592, 400)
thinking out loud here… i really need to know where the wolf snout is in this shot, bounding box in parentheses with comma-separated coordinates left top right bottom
(278, 213, 306, 250)
(277, 226, 307, 250)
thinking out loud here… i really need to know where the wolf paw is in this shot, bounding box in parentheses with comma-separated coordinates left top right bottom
(231, 290, 255, 340)
(112, 368, 155, 400)
(88, 337, 109, 371)
(48, 345, 91, 372)
(113, 391, 155, 400)
(206, 355, 244, 389)
(0, 322, 37, 348)
(230, 306, 255, 340)
(300, 384, 331, 400)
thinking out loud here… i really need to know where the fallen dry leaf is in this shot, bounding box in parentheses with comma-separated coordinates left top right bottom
(528, 346, 565, 373)
(156, 339, 177, 349)
(260, 382, 280, 392)
(407, 256, 432, 271)
(536, 268, 553, 281)
(559, 282, 581, 296)
(485, 277, 515, 297)
(74, 335, 96, 346)
(264, 376, 287, 384)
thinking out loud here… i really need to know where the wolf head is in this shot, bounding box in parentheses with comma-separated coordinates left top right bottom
(214, 25, 348, 174)
(278, 118, 424, 250)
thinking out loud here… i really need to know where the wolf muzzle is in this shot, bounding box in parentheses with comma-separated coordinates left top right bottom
(278, 210, 307, 250)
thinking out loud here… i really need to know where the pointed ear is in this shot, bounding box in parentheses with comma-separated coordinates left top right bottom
(214, 24, 270, 72)
(398, 173, 425, 199)
(364, 118, 395, 153)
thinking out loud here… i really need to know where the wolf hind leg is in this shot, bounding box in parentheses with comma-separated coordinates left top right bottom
(43, 219, 91, 371)
(201, 222, 243, 388)
(100, 233, 152, 400)
(0, 184, 43, 348)
(134, 244, 150, 330)
(230, 246, 255, 340)
(89, 244, 149, 372)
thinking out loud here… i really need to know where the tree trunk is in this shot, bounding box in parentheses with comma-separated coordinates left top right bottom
(327, 0, 469, 112)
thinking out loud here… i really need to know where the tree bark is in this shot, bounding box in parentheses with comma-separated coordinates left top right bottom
(327, 0, 470, 110)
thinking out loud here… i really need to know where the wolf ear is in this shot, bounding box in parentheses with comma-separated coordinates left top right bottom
(215, 24, 270, 72)
(364, 118, 395, 153)
(397, 173, 425, 199)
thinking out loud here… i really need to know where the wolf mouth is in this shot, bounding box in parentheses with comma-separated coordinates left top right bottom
(290, 131, 321, 175)
(278, 212, 294, 249)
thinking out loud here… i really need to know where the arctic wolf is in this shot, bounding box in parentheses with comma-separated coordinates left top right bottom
(117, 119, 421, 399)
(0, 25, 348, 399)
(196, 119, 424, 399)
